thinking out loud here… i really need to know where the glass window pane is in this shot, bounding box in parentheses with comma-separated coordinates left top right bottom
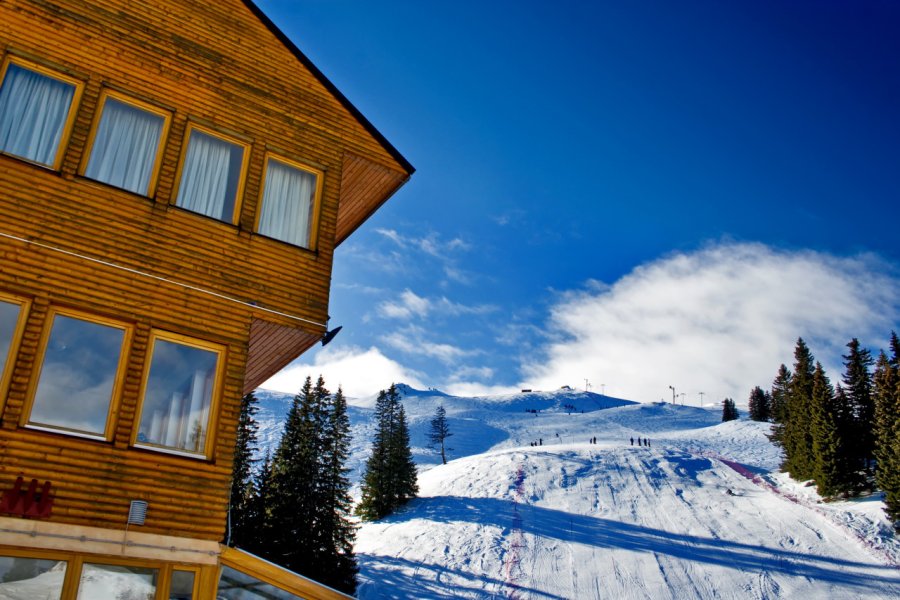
(30, 313, 125, 436)
(137, 337, 217, 454)
(1, 300, 22, 375)
(0, 555, 67, 600)
(77, 563, 157, 600)
(0, 63, 75, 166)
(217, 565, 302, 600)
(170, 570, 195, 600)
(85, 97, 164, 194)
(258, 159, 317, 248)
(176, 129, 243, 223)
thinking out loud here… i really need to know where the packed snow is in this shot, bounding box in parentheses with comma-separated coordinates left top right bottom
(253, 386, 900, 599)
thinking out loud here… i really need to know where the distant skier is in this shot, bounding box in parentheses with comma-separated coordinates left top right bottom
(647, 439, 651, 448)
(539, 438, 542, 446)
(630, 437, 634, 446)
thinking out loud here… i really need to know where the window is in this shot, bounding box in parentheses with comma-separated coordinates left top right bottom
(134, 331, 223, 457)
(217, 565, 302, 600)
(0, 295, 29, 404)
(174, 125, 247, 223)
(169, 569, 197, 600)
(24, 309, 130, 439)
(0, 59, 81, 168)
(0, 554, 67, 599)
(83, 91, 169, 195)
(256, 155, 322, 249)
(77, 563, 158, 599)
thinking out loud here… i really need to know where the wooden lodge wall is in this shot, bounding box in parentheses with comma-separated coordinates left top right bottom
(0, 0, 410, 541)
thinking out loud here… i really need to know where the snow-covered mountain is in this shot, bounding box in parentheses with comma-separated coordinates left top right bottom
(253, 385, 900, 599)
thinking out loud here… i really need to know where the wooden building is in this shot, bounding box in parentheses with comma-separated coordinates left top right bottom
(0, 0, 412, 597)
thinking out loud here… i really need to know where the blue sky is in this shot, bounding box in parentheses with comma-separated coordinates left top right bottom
(259, 0, 900, 402)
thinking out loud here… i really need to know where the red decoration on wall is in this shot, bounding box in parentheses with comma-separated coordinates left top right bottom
(0, 476, 54, 518)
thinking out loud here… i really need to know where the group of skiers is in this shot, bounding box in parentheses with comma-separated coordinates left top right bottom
(630, 437, 650, 448)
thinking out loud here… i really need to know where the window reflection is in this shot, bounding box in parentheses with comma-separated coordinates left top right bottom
(0, 299, 21, 377)
(137, 335, 219, 455)
(0, 555, 66, 600)
(170, 569, 196, 600)
(77, 563, 157, 600)
(30, 312, 126, 437)
(216, 565, 302, 600)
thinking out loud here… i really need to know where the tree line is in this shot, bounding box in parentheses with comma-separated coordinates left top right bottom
(746, 333, 900, 529)
(227, 378, 420, 595)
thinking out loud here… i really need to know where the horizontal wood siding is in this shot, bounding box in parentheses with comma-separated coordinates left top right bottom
(0, 0, 410, 542)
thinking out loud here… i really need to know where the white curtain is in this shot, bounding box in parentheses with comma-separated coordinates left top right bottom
(0, 64, 75, 166)
(176, 130, 239, 221)
(258, 158, 316, 247)
(85, 97, 163, 194)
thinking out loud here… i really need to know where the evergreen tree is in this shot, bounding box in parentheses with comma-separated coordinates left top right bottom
(748, 386, 770, 422)
(782, 338, 816, 481)
(874, 338, 900, 528)
(842, 338, 875, 473)
(810, 362, 851, 497)
(357, 384, 418, 521)
(228, 391, 260, 548)
(428, 404, 453, 465)
(769, 364, 792, 446)
(243, 451, 274, 556)
(721, 398, 739, 421)
(317, 386, 358, 594)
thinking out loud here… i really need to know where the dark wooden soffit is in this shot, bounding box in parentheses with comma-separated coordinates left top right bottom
(242, 0, 414, 176)
(336, 152, 410, 246)
(244, 319, 322, 395)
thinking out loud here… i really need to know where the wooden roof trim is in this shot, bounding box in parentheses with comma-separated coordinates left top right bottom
(241, 0, 415, 177)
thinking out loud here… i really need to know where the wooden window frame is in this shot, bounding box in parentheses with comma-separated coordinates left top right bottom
(0, 55, 84, 171)
(0, 548, 203, 600)
(255, 152, 324, 251)
(172, 122, 250, 225)
(79, 88, 171, 197)
(20, 306, 132, 441)
(132, 329, 225, 460)
(0, 292, 30, 415)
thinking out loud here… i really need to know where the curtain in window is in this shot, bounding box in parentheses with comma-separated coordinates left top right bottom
(176, 129, 242, 222)
(85, 97, 163, 194)
(0, 64, 75, 166)
(258, 159, 316, 248)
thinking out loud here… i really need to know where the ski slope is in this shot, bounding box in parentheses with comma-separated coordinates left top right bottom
(351, 388, 899, 599)
(255, 385, 900, 599)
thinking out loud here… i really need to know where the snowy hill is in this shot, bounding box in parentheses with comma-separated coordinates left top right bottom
(253, 385, 900, 599)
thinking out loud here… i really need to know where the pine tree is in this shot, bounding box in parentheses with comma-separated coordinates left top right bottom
(357, 384, 418, 521)
(810, 362, 851, 498)
(782, 338, 816, 481)
(874, 337, 900, 528)
(428, 404, 453, 464)
(228, 391, 259, 548)
(748, 386, 770, 422)
(769, 364, 792, 446)
(268, 376, 318, 569)
(842, 338, 875, 474)
(721, 398, 739, 422)
(317, 386, 358, 594)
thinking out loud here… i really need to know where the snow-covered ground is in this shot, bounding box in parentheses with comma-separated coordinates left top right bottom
(255, 386, 900, 599)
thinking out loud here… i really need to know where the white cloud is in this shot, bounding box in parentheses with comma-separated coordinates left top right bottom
(260, 346, 426, 400)
(377, 289, 496, 321)
(382, 325, 478, 364)
(521, 243, 900, 404)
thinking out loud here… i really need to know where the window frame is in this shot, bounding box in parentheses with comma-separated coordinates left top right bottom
(132, 329, 225, 460)
(0, 292, 30, 415)
(20, 306, 132, 441)
(0, 55, 84, 170)
(172, 122, 250, 225)
(255, 152, 324, 251)
(80, 88, 171, 197)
